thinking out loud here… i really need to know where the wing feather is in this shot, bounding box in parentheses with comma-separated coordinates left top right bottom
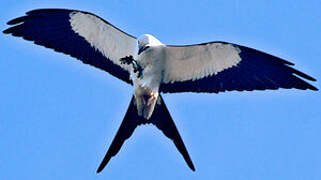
(161, 42, 317, 93)
(4, 9, 137, 84)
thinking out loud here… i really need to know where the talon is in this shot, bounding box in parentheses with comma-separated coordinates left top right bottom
(132, 61, 143, 78)
(120, 55, 143, 78)
(120, 55, 134, 65)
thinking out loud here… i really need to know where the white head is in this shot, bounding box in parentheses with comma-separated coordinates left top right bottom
(137, 34, 163, 54)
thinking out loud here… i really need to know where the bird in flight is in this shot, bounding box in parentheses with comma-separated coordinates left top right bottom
(3, 9, 318, 173)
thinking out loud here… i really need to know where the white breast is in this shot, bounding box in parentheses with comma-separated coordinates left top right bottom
(133, 45, 165, 92)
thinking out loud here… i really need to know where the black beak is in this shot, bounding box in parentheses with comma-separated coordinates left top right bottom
(138, 45, 150, 55)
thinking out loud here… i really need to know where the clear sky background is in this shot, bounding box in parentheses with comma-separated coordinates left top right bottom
(1, 0, 320, 179)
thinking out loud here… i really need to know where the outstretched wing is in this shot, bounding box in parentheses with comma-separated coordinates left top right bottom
(160, 42, 318, 93)
(97, 95, 194, 173)
(3, 9, 137, 84)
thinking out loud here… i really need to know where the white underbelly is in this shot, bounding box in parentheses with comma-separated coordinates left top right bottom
(132, 45, 164, 119)
(134, 84, 159, 119)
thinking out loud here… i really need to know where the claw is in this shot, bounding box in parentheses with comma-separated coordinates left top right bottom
(120, 55, 134, 65)
(120, 56, 143, 78)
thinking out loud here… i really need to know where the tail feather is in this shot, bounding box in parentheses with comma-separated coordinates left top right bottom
(96, 96, 138, 173)
(150, 95, 195, 171)
(96, 95, 194, 173)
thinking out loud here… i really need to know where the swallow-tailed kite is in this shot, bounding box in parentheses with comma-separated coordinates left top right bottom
(4, 9, 318, 173)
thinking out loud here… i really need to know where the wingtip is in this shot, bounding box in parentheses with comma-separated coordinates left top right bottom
(304, 79, 318, 91)
(6, 16, 27, 25)
(6, 19, 15, 25)
(3, 28, 11, 34)
(310, 86, 318, 91)
(309, 76, 317, 82)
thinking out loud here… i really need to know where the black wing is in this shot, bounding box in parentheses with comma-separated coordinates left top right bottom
(3, 9, 137, 84)
(161, 43, 317, 93)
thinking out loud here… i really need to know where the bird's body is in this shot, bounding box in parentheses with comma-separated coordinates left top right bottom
(132, 35, 164, 119)
(3, 9, 318, 173)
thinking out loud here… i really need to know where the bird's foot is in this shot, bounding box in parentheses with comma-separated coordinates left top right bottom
(120, 55, 134, 65)
(132, 61, 143, 78)
(120, 56, 143, 78)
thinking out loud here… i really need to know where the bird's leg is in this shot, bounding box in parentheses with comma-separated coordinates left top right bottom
(120, 55, 143, 78)
(131, 60, 143, 78)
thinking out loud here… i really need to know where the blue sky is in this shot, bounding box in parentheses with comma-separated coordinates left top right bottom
(1, 0, 320, 179)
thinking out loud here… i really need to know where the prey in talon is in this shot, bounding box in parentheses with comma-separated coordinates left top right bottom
(120, 55, 143, 78)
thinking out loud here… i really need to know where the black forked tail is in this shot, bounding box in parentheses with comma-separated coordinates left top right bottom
(96, 95, 195, 173)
